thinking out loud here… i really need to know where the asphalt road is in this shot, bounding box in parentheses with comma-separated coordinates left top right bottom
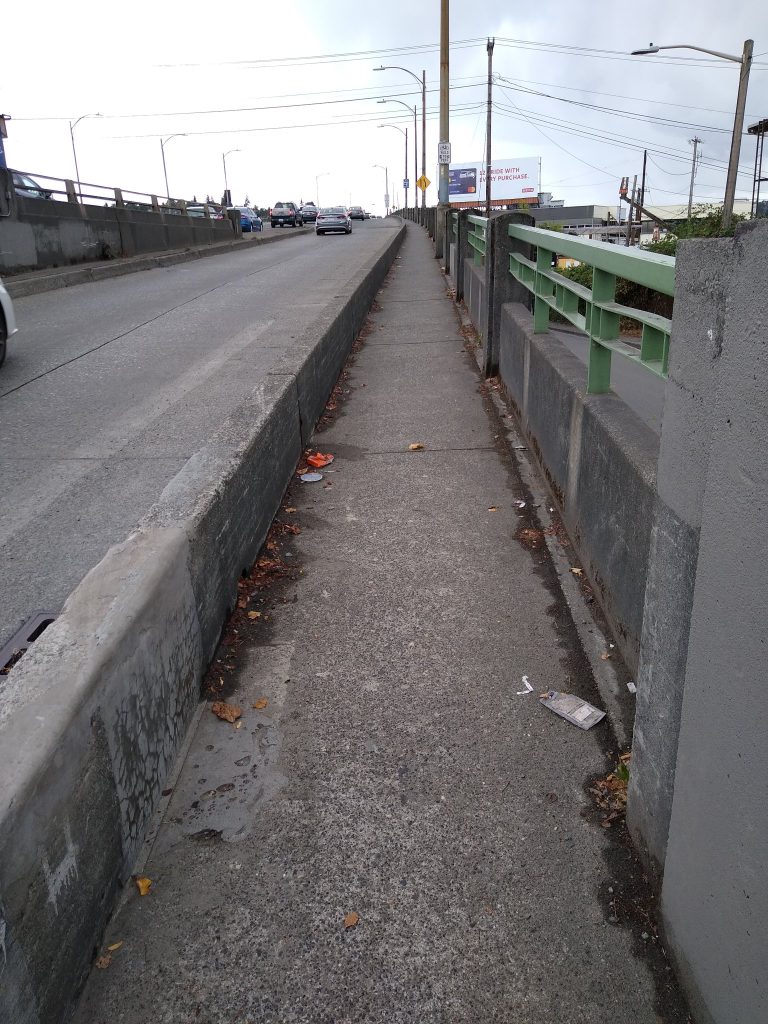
(0, 220, 399, 653)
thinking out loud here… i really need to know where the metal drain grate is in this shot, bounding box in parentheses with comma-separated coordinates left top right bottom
(0, 611, 57, 676)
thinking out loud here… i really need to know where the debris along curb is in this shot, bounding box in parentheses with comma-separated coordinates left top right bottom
(4, 226, 314, 300)
(0, 219, 406, 1024)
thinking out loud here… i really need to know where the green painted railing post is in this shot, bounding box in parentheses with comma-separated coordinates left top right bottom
(588, 268, 618, 393)
(534, 246, 552, 333)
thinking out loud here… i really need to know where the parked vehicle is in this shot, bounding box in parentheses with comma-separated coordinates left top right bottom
(348, 205, 365, 221)
(0, 277, 19, 368)
(271, 202, 303, 228)
(251, 211, 263, 231)
(300, 203, 318, 223)
(11, 171, 53, 200)
(230, 206, 262, 232)
(315, 207, 352, 235)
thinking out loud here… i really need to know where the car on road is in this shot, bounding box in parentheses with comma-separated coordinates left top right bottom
(348, 206, 365, 221)
(230, 206, 263, 232)
(11, 170, 54, 200)
(271, 202, 304, 228)
(300, 203, 318, 223)
(0, 277, 19, 368)
(315, 207, 352, 235)
(186, 203, 226, 219)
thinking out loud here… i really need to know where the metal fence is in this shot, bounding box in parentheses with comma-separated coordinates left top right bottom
(467, 214, 487, 267)
(10, 168, 221, 217)
(506, 223, 675, 394)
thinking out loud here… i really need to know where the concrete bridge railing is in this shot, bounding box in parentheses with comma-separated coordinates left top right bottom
(418, 207, 768, 1024)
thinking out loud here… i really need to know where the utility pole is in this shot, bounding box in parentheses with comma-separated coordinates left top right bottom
(421, 70, 427, 211)
(625, 174, 637, 246)
(436, 0, 450, 256)
(404, 127, 409, 213)
(687, 136, 701, 222)
(485, 37, 495, 220)
(723, 39, 753, 230)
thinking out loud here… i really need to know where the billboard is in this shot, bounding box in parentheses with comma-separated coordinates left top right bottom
(448, 158, 540, 205)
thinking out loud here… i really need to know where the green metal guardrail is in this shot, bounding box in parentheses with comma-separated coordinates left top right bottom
(508, 224, 675, 393)
(468, 214, 488, 267)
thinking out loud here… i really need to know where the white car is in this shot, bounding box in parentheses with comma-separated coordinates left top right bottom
(0, 277, 18, 368)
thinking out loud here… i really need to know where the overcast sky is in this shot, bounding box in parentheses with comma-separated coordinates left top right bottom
(3, 1, 766, 214)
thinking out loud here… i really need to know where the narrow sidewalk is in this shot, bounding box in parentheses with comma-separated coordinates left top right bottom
(74, 224, 687, 1024)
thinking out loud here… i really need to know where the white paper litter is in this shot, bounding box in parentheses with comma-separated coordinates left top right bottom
(539, 690, 606, 730)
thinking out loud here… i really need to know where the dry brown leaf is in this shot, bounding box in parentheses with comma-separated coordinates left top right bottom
(211, 701, 241, 723)
(247, 611, 262, 620)
(488, 506, 498, 512)
(284, 506, 297, 513)
(107, 941, 124, 952)
(343, 911, 360, 929)
(408, 443, 425, 451)
(135, 877, 152, 897)
(96, 955, 112, 970)
(570, 567, 584, 577)
(600, 652, 612, 661)
(252, 698, 268, 710)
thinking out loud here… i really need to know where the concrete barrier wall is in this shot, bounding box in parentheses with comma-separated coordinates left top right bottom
(497, 302, 658, 672)
(0, 221, 406, 1024)
(0, 177, 239, 275)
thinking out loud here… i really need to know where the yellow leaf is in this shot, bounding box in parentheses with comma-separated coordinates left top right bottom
(343, 911, 360, 929)
(248, 611, 262, 620)
(107, 941, 123, 952)
(408, 443, 424, 451)
(211, 701, 241, 723)
(135, 877, 152, 897)
(252, 698, 268, 710)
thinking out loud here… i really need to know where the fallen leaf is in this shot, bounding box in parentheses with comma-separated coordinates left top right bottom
(601, 652, 612, 661)
(211, 701, 241, 723)
(237, 597, 247, 609)
(96, 955, 112, 970)
(408, 443, 424, 451)
(107, 941, 124, 952)
(135, 877, 152, 897)
(570, 567, 584, 577)
(488, 506, 498, 512)
(248, 611, 262, 620)
(284, 506, 297, 514)
(343, 911, 360, 929)
(252, 698, 268, 710)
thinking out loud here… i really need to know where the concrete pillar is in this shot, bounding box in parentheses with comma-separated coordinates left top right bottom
(113, 188, 125, 209)
(481, 212, 535, 377)
(658, 219, 768, 1024)
(64, 179, 78, 205)
(627, 235, 735, 878)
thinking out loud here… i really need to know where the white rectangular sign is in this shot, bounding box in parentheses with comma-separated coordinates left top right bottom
(438, 141, 451, 165)
(448, 157, 540, 204)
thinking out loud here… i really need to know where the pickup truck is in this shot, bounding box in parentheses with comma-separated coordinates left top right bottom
(270, 202, 304, 228)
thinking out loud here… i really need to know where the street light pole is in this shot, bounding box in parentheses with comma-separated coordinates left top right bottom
(373, 63, 426, 213)
(160, 134, 187, 200)
(377, 98, 417, 215)
(374, 164, 389, 214)
(222, 149, 241, 206)
(69, 113, 102, 204)
(315, 172, 329, 207)
(378, 125, 408, 213)
(631, 39, 754, 230)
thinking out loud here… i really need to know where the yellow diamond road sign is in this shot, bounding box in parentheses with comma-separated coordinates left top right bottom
(416, 175, 431, 191)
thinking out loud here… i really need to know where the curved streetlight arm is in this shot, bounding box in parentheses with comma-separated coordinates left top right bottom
(630, 42, 743, 62)
(630, 39, 753, 230)
(373, 64, 423, 88)
(378, 124, 406, 137)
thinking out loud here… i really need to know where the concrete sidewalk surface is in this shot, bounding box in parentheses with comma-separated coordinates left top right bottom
(73, 224, 690, 1024)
